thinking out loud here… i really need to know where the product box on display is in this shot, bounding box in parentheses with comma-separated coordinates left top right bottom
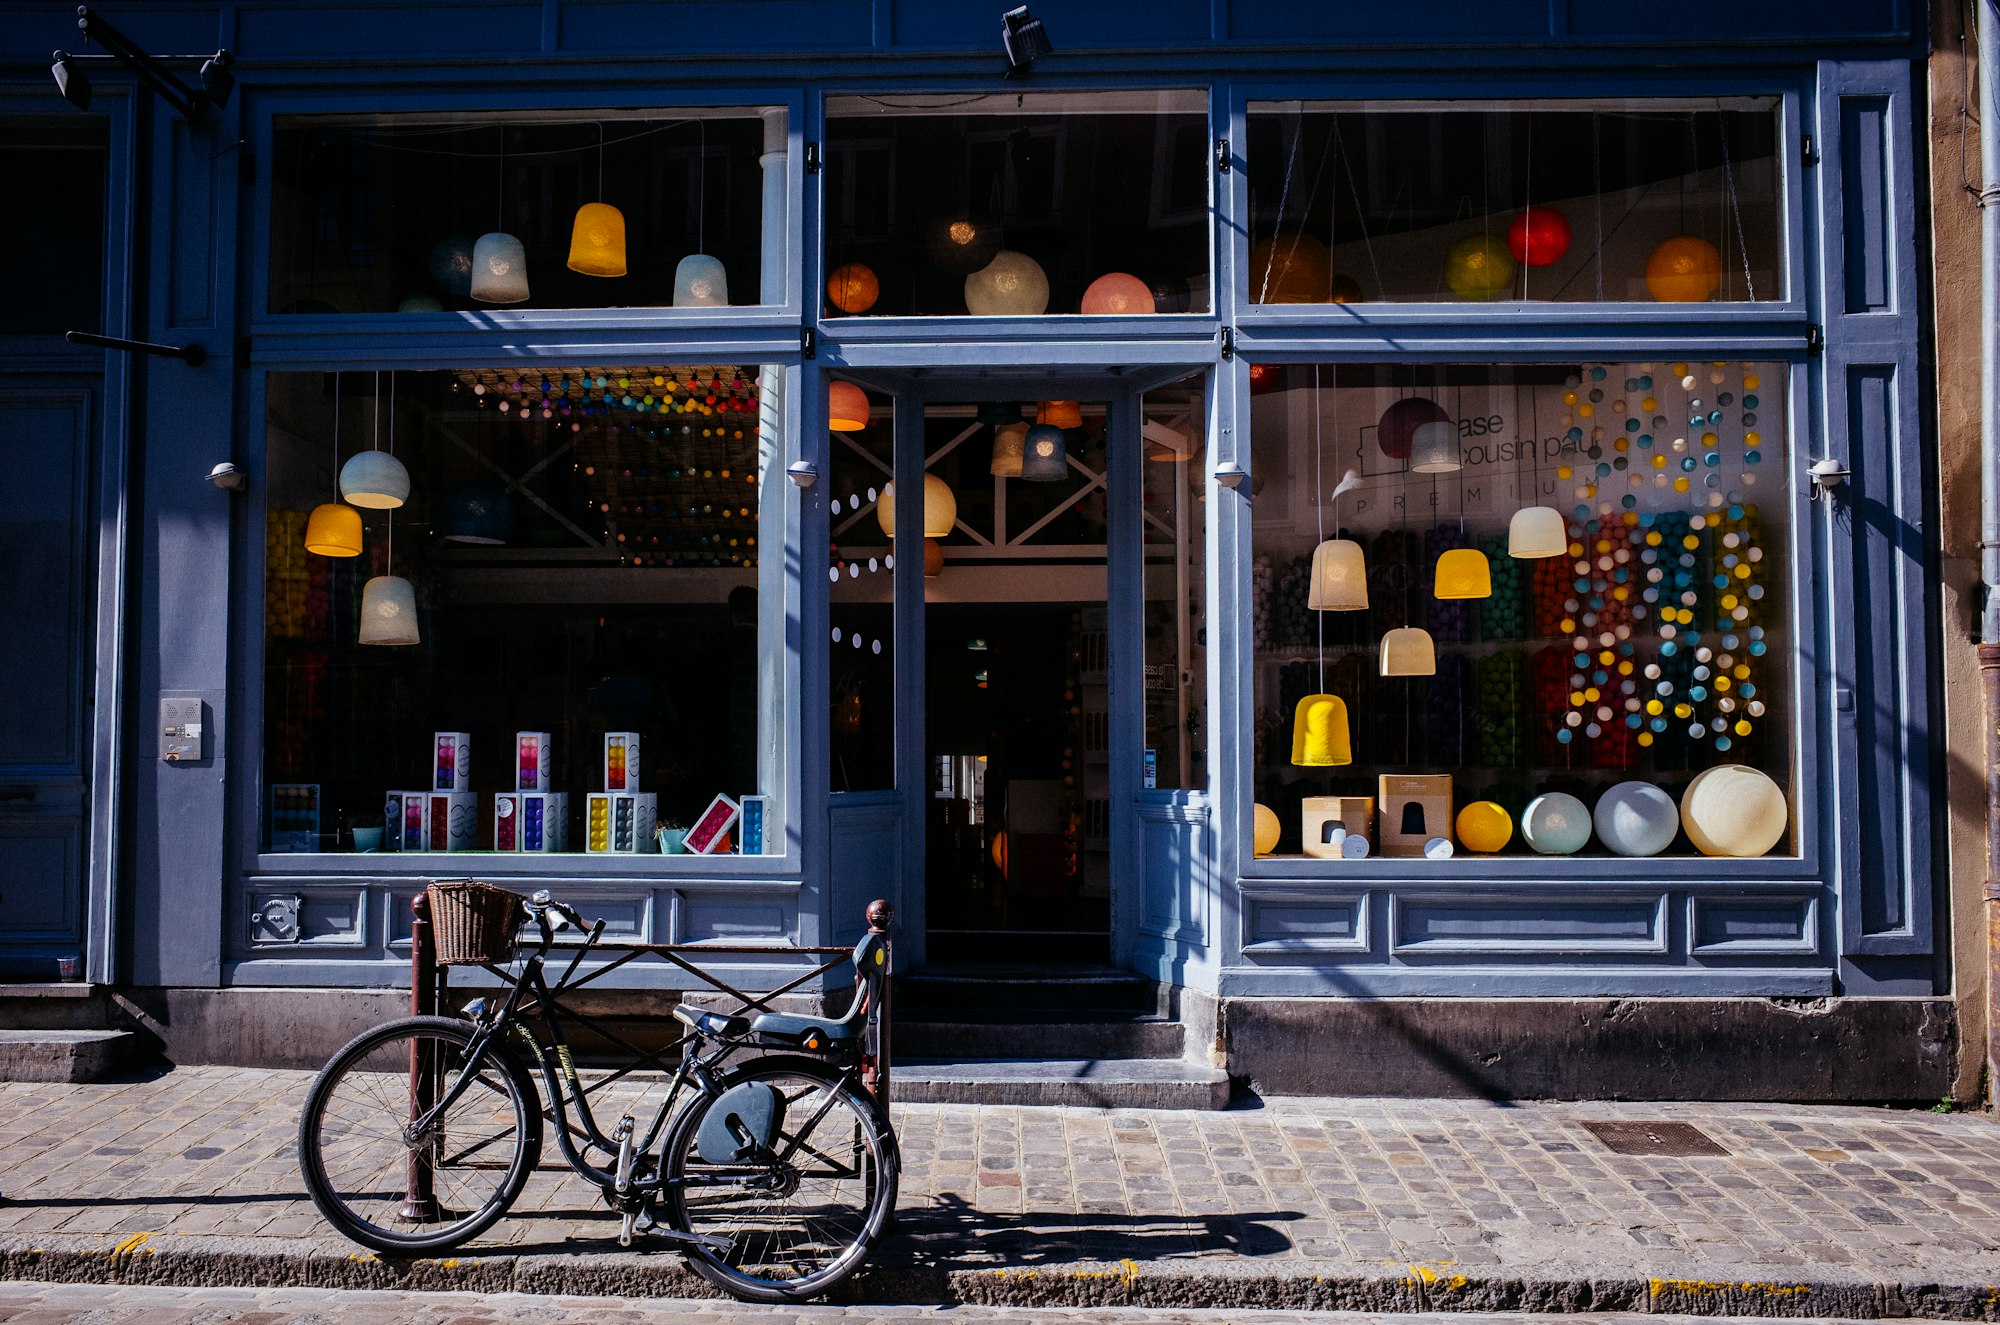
(384, 791, 432, 853)
(1377, 775, 1453, 857)
(738, 794, 768, 854)
(586, 791, 658, 853)
(425, 791, 477, 851)
(686, 793, 740, 855)
(269, 783, 320, 852)
(1301, 795, 1375, 859)
(432, 732, 472, 791)
(515, 731, 553, 791)
(603, 732, 641, 792)
(518, 791, 569, 852)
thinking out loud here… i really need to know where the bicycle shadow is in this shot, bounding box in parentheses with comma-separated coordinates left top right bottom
(879, 1192, 1303, 1266)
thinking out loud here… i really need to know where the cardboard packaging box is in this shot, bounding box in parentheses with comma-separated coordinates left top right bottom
(604, 732, 641, 792)
(515, 731, 552, 791)
(432, 732, 472, 791)
(1301, 795, 1375, 859)
(270, 783, 320, 852)
(494, 792, 520, 852)
(737, 794, 768, 855)
(384, 791, 432, 854)
(586, 791, 658, 853)
(426, 792, 477, 852)
(1377, 775, 1453, 857)
(518, 791, 569, 853)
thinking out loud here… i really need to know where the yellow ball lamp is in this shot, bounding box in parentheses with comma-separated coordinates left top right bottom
(1248, 234, 1332, 303)
(1434, 547, 1492, 599)
(1307, 538, 1368, 611)
(1645, 236, 1723, 303)
(1444, 234, 1517, 301)
(303, 502, 363, 557)
(1455, 801, 1513, 855)
(1290, 694, 1352, 767)
(1379, 626, 1437, 677)
(566, 202, 627, 277)
(875, 473, 958, 539)
(964, 250, 1050, 316)
(827, 262, 881, 314)
(1680, 764, 1789, 856)
(1253, 803, 1281, 857)
(828, 380, 871, 432)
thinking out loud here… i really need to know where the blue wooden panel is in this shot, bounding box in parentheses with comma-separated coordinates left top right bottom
(566, 0, 873, 51)
(168, 120, 217, 328)
(0, 825, 83, 945)
(1839, 98, 1893, 314)
(237, 5, 544, 56)
(0, 392, 90, 770)
(298, 889, 366, 944)
(1690, 894, 1818, 954)
(1565, 0, 1902, 37)
(894, 0, 1210, 47)
(1391, 894, 1667, 955)
(829, 792, 902, 946)
(1138, 794, 1211, 947)
(1231, 0, 1546, 42)
(1243, 891, 1369, 954)
(678, 892, 790, 941)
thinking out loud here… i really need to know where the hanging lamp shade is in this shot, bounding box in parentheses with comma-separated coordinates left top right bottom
(1434, 547, 1492, 599)
(304, 502, 363, 557)
(566, 202, 627, 277)
(875, 473, 957, 539)
(990, 422, 1028, 477)
(673, 254, 729, 307)
(1038, 400, 1083, 429)
(1290, 694, 1353, 766)
(441, 484, 511, 545)
(1377, 397, 1449, 460)
(826, 262, 880, 314)
(1307, 538, 1368, 611)
(1080, 272, 1156, 315)
(428, 234, 476, 298)
(1019, 424, 1068, 481)
(1507, 505, 1568, 558)
(358, 575, 420, 646)
(1409, 420, 1461, 473)
(339, 450, 410, 509)
(1379, 626, 1437, 676)
(964, 250, 1050, 316)
(469, 232, 530, 304)
(923, 538, 945, 577)
(828, 380, 870, 432)
(926, 215, 1002, 274)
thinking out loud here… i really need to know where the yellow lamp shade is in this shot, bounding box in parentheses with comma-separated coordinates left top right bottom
(1680, 764, 1789, 856)
(1248, 233, 1332, 303)
(1252, 802, 1281, 857)
(1444, 233, 1517, 300)
(1434, 548, 1492, 600)
(875, 473, 957, 539)
(1080, 272, 1155, 315)
(304, 502, 363, 557)
(829, 380, 871, 432)
(1290, 694, 1352, 766)
(826, 262, 880, 314)
(1508, 505, 1568, 558)
(1645, 235, 1723, 303)
(1456, 801, 1513, 854)
(1038, 400, 1083, 429)
(1307, 538, 1368, 611)
(1379, 626, 1436, 677)
(358, 575, 420, 646)
(964, 250, 1049, 315)
(990, 422, 1027, 477)
(566, 202, 627, 277)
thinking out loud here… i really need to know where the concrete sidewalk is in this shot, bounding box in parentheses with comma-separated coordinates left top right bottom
(1, 1067, 1997, 1316)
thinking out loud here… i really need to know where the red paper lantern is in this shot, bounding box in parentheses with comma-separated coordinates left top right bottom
(1506, 207, 1572, 268)
(1377, 397, 1450, 460)
(1248, 363, 1283, 396)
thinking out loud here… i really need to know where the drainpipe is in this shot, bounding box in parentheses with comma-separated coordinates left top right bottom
(1978, 0, 2000, 1106)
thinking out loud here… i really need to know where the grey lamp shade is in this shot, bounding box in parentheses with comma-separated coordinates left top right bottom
(673, 254, 730, 307)
(1409, 420, 1462, 472)
(358, 575, 420, 645)
(338, 450, 410, 509)
(470, 232, 530, 304)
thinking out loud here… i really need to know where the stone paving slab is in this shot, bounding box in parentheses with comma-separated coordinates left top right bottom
(2, 1068, 1999, 1315)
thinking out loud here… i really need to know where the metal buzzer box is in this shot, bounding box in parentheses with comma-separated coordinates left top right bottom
(586, 791, 657, 853)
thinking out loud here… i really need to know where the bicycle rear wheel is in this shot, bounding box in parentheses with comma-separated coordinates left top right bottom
(660, 1055, 898, 1302)
(298, 1015, 541, 1253)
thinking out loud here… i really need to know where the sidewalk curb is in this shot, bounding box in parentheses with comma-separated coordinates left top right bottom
(1, 1234, 1995, 1318)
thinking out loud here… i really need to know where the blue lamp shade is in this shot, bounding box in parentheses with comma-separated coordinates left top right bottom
(1019, 424, 1068, 481)
(674, 254, 730, 307)
(358, 575, 420, 646)
(427, 234, 475, 298)
(470, 232, 530, 304)
(1521, 792, 1593, 855)
(1592, 780, 1680, 857)
(338, 450, 410, 509)
(441, 484, 511, 544)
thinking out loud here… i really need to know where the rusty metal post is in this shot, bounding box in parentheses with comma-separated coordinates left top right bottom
(864, 899, 892, 1115)
(401, 891, 440, 1221)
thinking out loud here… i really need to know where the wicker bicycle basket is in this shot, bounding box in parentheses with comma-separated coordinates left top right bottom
(425, 880, 526, 966)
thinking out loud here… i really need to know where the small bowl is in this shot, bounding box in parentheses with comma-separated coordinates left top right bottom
(351, 826, 383, 852)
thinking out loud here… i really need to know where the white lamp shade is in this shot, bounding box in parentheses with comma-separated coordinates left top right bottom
(964, 250, 1050, 316)
(1680, 764, 1789, 856)
(1593, 780, 1680, 857)
(1522, 792, 1593, 854)
(1307, 538, 1368, 610)
(673, 253, 730, 307)
(1409, 420, 1462, 472)
(358, 575, 420, 646)
(1508, 505, 1568, 558)
(1379, 626, 1436, 676)
(1020, 424, 1068, 481)
(990, 422, 1027, 477)
(469, 232, 530, 304)
(875, 473, 957, 539)
(339, 450, 410, 509)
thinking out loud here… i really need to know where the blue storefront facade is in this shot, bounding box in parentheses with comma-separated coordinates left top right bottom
(0, 0, 1962, 1097)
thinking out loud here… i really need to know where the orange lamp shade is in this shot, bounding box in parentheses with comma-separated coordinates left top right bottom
(304, 502, 363, 557)
(566, 202, 627, 277)
(1248, 234, 1332, 303)
(1290, 694, 1353, 766)
(1379, 626, 1437, 677)
(1038, 399, 1083, 429)
(1080, 272, 1156, 315)
(1646, 235, 1723, 303)
(827, 263, 881, 314)
(829, 380, 871, 431)
(1434, 547, 1492, 599)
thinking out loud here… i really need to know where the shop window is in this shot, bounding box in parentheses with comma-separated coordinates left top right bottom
(1, 121, 106, 334)
(1249, 361, 1793, 861)
(261, 364, 783, 857)
(1244, 99, 1784, 305)
(1144, 380, 1209, 791)
(822, 92, 1210, 318)
(268, 109, 780, 315)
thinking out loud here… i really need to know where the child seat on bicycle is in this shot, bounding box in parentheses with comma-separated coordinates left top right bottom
(671, 931, 886, 1054)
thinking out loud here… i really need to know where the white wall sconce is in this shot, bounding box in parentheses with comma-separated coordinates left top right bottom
(206, 461, 245, 491)
(1809, 456, 1851, 502)
(1213, 461, 1249, 489)
(786, 459, 819, 489)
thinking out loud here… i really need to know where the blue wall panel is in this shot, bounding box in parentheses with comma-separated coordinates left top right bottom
(236, 4, 545, 58)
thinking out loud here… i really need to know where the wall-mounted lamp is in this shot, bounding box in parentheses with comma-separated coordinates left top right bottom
(1001, 6, 1052, 77)
(1213, 461, 1249, 489)
(53, 7, 233, 119)
(786, 458, 819, 489)
(206, 461, 245, 491)
(1809, 457, 1851, 502)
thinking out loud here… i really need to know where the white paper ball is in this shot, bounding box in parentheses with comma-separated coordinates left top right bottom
(1592, 781, 1680, 857)
(1521, 792, 1592, 855)
(1681, 764, 1788, 856)
(965, 250, 1050, 316)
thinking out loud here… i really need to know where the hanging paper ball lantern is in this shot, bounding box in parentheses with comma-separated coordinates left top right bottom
(926, 215, 1002, 273)
(1253, 803, 1281, 857)
(1377, 397, 1449, 460)
(566, 202, 628, 277)
(1248, 363, 1284, 396)
(358, 575, 420, 646)
(826, 263, 881, 314)
(427, 234, 475, 298)
(303, 502, 363, 557)
(339, 450, 410, 509)
(1331, 274, 1365, 303)
(1455, 801, 1513, 854)
(1593, 780, 1680, 857)
(875, 473, 957, 539)
(1645, 236, 1723, 303)
(1444, 234, 1517, 301)
(965, 251, 1050, 316)
(1506, 207, 1572, 267)
(1290, 694, 1352, 767)
(1521, 792, 1592, 855)
(673, 254, 730, 307)
(440, 484, 511, 545)
(1248, 234, 1332, 303)
(469, 232, 530, 304)
(1307, 538, 1368, 610)
(1680, 764, 1788, 856)
(1080, 272, 1156, 316)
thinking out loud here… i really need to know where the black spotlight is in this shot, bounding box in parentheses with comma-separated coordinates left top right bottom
(198, 51, 234, 109)
(1001, 6, 1052, 77)
(51, 50, 91, 110)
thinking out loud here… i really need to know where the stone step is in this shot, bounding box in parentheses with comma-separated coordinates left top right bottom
(894, 1015, 1185, 1061)
(890, 1056, 1232, 1109)
(0, 983, 116, 1031)
(0, 1029, 138, 1083)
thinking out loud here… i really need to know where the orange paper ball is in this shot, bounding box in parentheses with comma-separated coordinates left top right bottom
(1645, 236, 1722, 303)
(1080, 271, 1156, 315)
(827, 263, 880, 314)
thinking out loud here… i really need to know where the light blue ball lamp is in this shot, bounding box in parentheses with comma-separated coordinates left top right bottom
(1592, 780, 1680, 857)
(1521, 792, 1592, 855)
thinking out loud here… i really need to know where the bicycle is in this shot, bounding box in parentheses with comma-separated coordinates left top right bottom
(297, 886, 900, 1303)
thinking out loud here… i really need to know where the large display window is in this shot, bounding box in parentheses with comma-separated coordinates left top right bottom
(1248, 360, 1795, 862)
(260, 364, 785, 858)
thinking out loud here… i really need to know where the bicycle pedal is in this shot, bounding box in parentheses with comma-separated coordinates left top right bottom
(619, 1210, 637, 1248)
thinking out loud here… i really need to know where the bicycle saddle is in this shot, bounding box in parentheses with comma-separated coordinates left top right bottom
(673, 1005, 750, 1038)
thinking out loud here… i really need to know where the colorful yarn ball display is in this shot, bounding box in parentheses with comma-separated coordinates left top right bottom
(1444, 234, 1517, 301)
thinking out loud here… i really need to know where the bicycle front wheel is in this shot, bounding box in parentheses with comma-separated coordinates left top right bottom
(660, 1055, 898, 1302)
(298, 1015, 540, 1253)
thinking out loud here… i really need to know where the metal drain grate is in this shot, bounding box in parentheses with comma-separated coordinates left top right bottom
(1580, 1120, 1729, 1156)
